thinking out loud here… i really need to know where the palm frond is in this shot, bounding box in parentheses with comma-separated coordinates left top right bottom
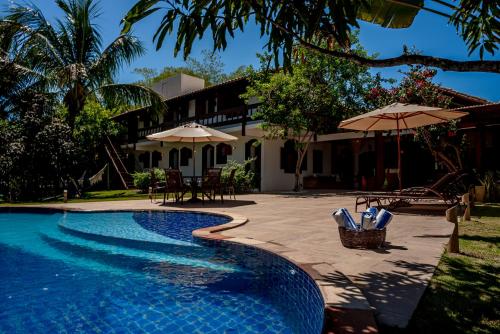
(89, 34, 145, 85)
(55, 0, 102, 64)
(3, 2, 65, 63)
(95, 83, 165, 115)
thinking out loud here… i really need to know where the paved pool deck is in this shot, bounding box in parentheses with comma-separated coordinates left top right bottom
(28, 192, 454, 332)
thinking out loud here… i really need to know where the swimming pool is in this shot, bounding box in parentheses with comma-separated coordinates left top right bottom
(0, 209, 324, 333)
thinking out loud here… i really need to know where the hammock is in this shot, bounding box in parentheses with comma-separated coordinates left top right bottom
(88, 164, 108, 186)
(75, 164, 108, 191)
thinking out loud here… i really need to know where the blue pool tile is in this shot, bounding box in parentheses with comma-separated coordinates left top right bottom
(0, 211, 324, 334)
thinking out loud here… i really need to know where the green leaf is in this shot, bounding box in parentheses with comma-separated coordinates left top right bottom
(357, 0, 423, 28)
(121, 0, 160, 34)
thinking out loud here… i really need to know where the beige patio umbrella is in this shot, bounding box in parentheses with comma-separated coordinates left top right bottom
(338, 103, 468, 191)
(146, 122, 237, 176)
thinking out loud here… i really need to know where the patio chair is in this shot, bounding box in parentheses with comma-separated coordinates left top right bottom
(163, 169, 189, 204)
(225, 168, 237, 200)
(201, 168, 223, 203)
(149, 169, 165, 203)
(355, 171, 467, 212)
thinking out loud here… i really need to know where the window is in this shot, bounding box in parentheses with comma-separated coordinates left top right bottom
(139, 152, 150, 169)
(313, 150, 323, 174)
(216, 143, 232, 164)
(169, 148, 179, 169)
(180, 147, 192, 166)
(280, 140, 307, 174)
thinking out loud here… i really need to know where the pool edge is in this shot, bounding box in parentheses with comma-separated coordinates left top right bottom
(190, 213, 379, 334)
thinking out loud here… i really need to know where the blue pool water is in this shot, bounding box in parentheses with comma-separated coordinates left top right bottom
(0, 210, 324, 333)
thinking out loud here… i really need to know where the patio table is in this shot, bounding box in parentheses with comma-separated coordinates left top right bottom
(183, 176, 202, 203)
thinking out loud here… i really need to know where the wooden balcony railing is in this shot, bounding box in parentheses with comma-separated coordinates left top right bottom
(132, 103, 261, 141)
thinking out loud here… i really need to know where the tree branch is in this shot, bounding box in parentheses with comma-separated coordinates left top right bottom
(298, 40, 500, 73)
(255, 7, 500, 73)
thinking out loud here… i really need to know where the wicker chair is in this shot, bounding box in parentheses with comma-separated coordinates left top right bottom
(201, 168, 223, 203)
(163, 169, 189, 204)
(149, 169, 165, 203)
(225, 168, 237, 200)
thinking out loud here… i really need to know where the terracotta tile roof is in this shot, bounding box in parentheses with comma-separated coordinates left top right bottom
(453, 102, 500, 111)
(438, 87, 491, 105)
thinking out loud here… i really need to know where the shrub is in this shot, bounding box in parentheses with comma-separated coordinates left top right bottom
(0, 94, 77, 201)
(132, 168, 165, 192)
(221, 160, 256, 193)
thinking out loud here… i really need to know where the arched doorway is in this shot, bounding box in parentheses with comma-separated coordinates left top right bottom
(168, 148, 179, 169)
(216, 143, 232, 164)
(245, 139, 261, 190)
(202, 144, 214, 173)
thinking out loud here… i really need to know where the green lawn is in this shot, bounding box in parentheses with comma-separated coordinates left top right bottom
(383, 204, 500, 334)
(0, 189, 149, 205)
(0, 189, 201, 205)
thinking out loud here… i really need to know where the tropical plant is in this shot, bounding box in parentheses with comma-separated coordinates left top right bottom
(478, 170, 498, 202)
(366, 65, 467, 173)
(122, 0, 499, 73)
(71, 100, 124, 170)
(132, 168, 165, 192)
(221, 160, 256, 193)
(0, 94, 77, 201)
(242, 40, 379, 191)
(0, 0, 163, 128)
(0, 22, 48, 117)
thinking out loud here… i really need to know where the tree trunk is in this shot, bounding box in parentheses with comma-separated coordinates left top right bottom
(64, 83, 86, 130)
(294, 150, 303, 192)
(293, 133, 314, 192)
(421, 128, 459, 173)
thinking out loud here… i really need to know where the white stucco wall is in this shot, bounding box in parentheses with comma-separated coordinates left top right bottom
(151, 73, 205, 99)
(130, 130, 336, 192)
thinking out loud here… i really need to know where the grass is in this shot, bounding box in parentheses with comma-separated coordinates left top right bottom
(0, 189, 201, 205)
(0, 189, 149, 205)
(383, 204, 500, 334)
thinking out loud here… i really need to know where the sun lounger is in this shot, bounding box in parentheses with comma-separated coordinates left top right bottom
(355, 172, 467, 212)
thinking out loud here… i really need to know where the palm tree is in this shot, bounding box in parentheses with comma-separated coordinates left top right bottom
(0, 22, 49, 117)
(0, 0, 163, 127)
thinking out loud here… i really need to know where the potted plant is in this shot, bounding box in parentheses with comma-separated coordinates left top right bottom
(475, 182, 486, 203)
(476, 171, 497, 203)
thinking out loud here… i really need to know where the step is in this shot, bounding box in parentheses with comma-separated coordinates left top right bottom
(40, 228, 240, 273)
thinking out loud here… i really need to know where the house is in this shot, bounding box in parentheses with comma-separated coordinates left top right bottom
(111, 73, 500, 191)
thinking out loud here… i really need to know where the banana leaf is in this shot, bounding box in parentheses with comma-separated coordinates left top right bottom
(358, 0, 424, 28)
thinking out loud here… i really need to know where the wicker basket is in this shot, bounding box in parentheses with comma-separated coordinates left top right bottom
(338, 227, 386, 249)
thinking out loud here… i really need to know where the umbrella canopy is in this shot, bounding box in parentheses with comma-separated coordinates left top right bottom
(147, 122, 238, 143)
(338, 103, 468, 191)
(338, 103, 468, 131)
(146, 122, 237, 177)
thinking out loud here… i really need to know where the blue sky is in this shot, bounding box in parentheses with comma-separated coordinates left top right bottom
(2, 0, 499, 101)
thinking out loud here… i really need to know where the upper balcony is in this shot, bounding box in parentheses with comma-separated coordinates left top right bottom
(134, 103, 261, 141)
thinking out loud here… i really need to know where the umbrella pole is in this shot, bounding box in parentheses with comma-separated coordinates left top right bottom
(397, 118, 402, 192)
(192, 138, 195, 177)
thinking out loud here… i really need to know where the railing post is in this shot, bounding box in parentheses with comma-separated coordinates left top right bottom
(242, 106, 247, 136)
(446, 205, 459, 253)
(462, 193, 471, 221)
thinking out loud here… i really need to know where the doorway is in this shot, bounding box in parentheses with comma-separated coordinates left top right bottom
(202, 144, 214, 173)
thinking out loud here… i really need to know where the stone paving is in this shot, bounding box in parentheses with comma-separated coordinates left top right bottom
(30, 192, 454, 329)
